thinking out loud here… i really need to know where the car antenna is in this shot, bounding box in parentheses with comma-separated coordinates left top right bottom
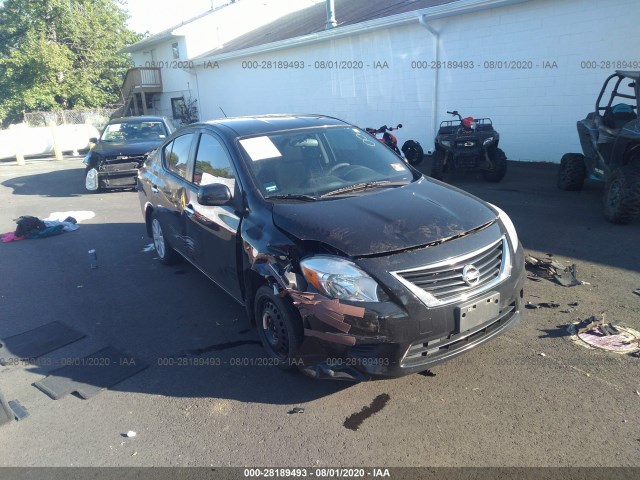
(219, 106, 228, 118)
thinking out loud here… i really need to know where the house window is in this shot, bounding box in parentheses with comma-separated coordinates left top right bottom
(172, 42, 180, 59)
(171, 97, 186, 120)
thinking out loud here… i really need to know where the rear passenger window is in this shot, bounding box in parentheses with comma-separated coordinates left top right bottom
(164, 134, 193, 179)
(193, 133, 236, 188)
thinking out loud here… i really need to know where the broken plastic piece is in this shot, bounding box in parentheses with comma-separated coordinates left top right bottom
(126, 431, 137, 438)
(526, 302, 560, 309)
(633, 289, 640, 297)
(524, 254, 583, 287)
(555, 264, 581, 287)
(288, 407, 305, 414)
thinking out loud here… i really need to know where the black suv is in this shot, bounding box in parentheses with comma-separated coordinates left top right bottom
(558, 70, 640, 223)
(138, 114, 525, 381)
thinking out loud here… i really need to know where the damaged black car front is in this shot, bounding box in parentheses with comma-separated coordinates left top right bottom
(84, 116, 173, 191)
(236, 120, 526, 381)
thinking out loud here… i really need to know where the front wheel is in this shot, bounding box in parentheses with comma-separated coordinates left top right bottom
(482, 147, 507, 182)
(401, 140, 424, 166)
(603, 165, 640, 224)
(430, 149, 445, 180)
(557, 153, 586, 191)
(254, 286, 303, 371)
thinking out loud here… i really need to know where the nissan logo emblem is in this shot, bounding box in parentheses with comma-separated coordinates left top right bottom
(462, 264, 481, 286)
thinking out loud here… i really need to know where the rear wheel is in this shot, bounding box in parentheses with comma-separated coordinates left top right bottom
(430, 149, 445, 180)
(557, 153, 586, 190)
(401, 140, 424, 166)
(482, 147, 507, 182)
(150, 213, 180, 264)
(603, 164, 640, 224)
(254, 285, 303, 370)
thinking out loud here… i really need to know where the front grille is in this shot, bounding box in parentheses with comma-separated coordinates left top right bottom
(391, 237, 509, 307)
(401, 302, 516, 367)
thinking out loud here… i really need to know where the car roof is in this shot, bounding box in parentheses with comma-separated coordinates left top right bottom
(109, 115, 168, 123)
(616, 70, 640, 81)
(196, 114, 350, 137)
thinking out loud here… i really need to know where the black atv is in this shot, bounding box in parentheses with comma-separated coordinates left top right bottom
(557, 70, 640, 224)
(431, 110, 507, 182)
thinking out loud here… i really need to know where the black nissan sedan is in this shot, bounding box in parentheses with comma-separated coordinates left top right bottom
(84, 115, 174, 191)
(138, 114, 525, 380)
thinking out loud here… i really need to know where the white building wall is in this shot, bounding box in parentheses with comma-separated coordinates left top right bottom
(193, 0, 640, 162)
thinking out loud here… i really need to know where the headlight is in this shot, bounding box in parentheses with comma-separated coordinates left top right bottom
(489, 203, 519, 250)
(441, 140, 451, 147)
(300, 256, 381, 302)
(483, 137, 494, 146)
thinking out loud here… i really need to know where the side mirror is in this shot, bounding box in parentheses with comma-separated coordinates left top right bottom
(89, 137, 98, 144)
(197, 183, 232, 206)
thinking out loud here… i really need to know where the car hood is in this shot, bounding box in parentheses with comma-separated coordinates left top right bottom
(271, 177, 497, 256)
(92, 140, 161, 158)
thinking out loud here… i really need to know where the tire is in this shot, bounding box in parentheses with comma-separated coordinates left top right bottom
(603, 164, 640, 224)
(482, 147, 508, 182)
(254, 285, 303, 370)
(430, 149, 445, 180)
(150, 213, 180, 264)
(401, 140, 424, 166)
(557, 153, 586, 191)
(84, 166, 101, 192)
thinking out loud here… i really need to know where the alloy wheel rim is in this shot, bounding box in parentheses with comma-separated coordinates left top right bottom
(152, 219, 165, 258)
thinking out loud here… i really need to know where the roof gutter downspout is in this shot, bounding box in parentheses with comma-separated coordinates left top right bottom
(326, 0, 337, 29)
(419, 15, 440, 144)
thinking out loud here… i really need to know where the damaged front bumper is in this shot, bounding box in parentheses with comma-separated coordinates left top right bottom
(86, 155, 146, 190)
(290, 223, 526, 381)
(95, 162, 141, 188)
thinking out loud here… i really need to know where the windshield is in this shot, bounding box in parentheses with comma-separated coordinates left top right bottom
(101, 120, 168, 143)
(239, 126, 415, 199)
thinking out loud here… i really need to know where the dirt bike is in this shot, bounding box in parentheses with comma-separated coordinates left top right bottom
(365, 124, 424, 166)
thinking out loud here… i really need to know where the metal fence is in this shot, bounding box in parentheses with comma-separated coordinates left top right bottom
(23, 108, 119, 129)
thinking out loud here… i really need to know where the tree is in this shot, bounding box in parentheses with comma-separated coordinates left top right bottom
(0, 0, 142, 126)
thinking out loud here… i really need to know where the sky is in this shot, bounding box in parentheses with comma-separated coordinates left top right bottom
(123, 0, 231, 34)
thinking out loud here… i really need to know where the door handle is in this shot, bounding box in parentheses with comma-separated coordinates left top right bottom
(184, 204, 195, 216)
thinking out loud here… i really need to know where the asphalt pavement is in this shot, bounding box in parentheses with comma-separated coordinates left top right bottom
(0, 156, 638, 468)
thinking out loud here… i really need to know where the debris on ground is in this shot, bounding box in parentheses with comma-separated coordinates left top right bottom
(633, 289, 640, 297)
(288, 407, 305, 414)
(525, 254, 583, 287)
(125, 431, 137, 438)
(568, 314, 640, 354)
(526, 302, 560, 309)
(538, 352, 546, 357)
(420, 370, 436, 377)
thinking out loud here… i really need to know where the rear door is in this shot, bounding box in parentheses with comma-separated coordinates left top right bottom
(185, 130, 243, 301)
